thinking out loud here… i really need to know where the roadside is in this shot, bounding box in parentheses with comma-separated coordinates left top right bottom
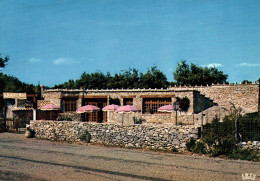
(0, 132, 259, 181)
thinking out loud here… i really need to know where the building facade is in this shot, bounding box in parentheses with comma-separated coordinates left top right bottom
(39, 84, 259, 125)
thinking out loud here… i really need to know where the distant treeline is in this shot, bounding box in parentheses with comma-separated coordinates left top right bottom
(0, 72, 41, 94)
(54, 61, 229, 89)
(53, 66, 169, 89)
(3, 59, 251, 93)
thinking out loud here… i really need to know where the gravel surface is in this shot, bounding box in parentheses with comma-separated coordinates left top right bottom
(0, 132, 259, 181)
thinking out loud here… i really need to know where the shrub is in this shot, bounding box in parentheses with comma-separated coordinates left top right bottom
(229, 148, 260, 162)
(192, 141, 207, 154)
(187, 113, 260, 161)
(186, 138, 207, 154)
(186, 137, 196, 152)
(176, 96, 190, 112)
(202, 116, 237, 156)
(133, 117, 146, 124)
(79, 130, 91, 143)
(238, 112, 260, 141)
(171, 147, 178, 152)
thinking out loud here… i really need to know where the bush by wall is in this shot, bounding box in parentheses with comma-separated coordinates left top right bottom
(186, 114, 260, 161)
(238, 112, 260, 141)
(201, 116, 237, 156)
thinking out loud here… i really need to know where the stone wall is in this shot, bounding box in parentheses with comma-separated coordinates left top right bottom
(238, 141, 260, 151)
(170, 84, 259, 114)
(107, 111, 201, 125)
(30, 120, 199, 150)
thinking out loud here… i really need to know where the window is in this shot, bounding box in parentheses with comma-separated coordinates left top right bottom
(143, 98, 171, 114)
(123, 98, 133, 105)
(63, 99, 77, 112)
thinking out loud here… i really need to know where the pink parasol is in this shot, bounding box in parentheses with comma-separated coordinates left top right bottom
(76, 105, 100, 113)
(116, 105, 141, 125)
(116, 105, 140, 113)
(40, 104, 61, 110)
(158, 104, 174, 112)
(102, 104, 121, 111)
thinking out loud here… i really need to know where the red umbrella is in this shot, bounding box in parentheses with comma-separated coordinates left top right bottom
(40, 104, 61, 110)
(158, 104, 174, 112)
(116, 105, 140, 113)
(76, 105, 100, 113)
(102, 104, 121, 111)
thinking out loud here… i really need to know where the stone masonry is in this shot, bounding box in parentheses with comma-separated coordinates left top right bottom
(30, 120, 199, 151)
(40, 84, 259, 124)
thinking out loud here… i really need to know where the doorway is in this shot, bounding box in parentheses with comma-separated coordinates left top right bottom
(84, 98, 107, 123)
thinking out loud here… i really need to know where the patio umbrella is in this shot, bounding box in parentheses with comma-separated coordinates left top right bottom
(102, 104, 121, 111)
(116, 105, 141, 125)
(102, 104, 121, 123)
(158, 104, 174, 112)
(116, 105, 140, 113)
(40, 104, 61, 110)
(158, 102, 180, 125)
(40, 104, 61, 120)
(76, 105, 100, 113)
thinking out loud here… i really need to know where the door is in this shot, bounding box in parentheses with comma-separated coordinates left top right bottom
(84, 98, 107, 123)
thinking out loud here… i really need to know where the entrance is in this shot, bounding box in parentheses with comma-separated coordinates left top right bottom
(84, 98, 107, 123)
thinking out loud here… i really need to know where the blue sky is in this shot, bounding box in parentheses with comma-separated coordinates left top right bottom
(0, 0, 259, 87)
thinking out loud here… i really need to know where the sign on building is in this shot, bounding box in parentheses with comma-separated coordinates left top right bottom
(3, 93, 27, 100)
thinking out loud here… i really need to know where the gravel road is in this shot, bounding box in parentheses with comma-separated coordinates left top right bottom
(0, 133, 259, 181)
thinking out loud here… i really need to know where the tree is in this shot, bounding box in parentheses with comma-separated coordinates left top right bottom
(0, 73, 37, 94)
(241, 80, 252, 84)
(0, 54, 9, 69)
(140, 66, 169, 88)
(54, 66, 169, 89)
(173, 60, 228, 86)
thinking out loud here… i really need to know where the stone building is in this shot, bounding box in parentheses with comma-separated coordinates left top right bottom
(39, 84, 259, 125)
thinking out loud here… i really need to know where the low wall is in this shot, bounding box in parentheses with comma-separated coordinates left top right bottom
(30, 120, 199, 150)
(238, 141, 260, 150)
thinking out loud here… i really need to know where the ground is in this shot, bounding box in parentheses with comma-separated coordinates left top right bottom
(0, 133, 259, 181)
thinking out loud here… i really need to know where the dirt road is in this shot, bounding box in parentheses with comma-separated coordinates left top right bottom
(0, 133, 259, 181)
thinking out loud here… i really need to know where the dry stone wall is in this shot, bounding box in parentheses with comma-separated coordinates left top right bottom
(238, 141, 260, 151)
(30, 120, 199, 150)
(170, 84, 259, 114)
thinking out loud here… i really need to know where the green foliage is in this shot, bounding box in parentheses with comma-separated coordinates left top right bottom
(202, 116, 237, 156)
(139, 66, 169, 89)
(133, 117, 146, 124)
(241, 80, 252, 84)
(171, 147, 178, 152)
(53, 66, 169, 89)
(229, 148, 260, 161)
(176, 96, 190, 112)
(0, 73, 40, 94)
(79, 130, 91, 143)
(173, 60, 228, 86)
(192, 141, 207, 154)
(188, 113, 260, 160)
(0, 54, 9, 68)
(238, 112, 260, 141)
(186, 138, 207, 154)
(186, 137, 196, 151)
